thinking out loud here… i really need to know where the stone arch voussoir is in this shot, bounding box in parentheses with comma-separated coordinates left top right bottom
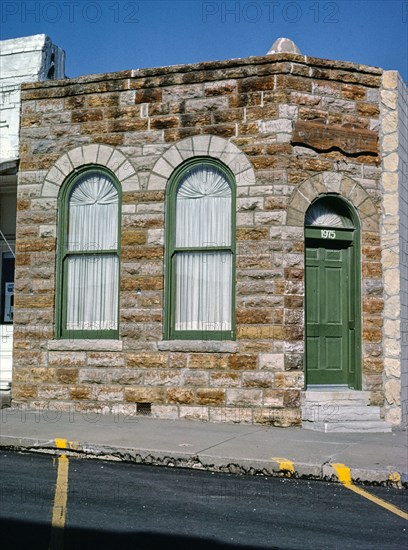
(147, 135, 255, 190)
(286, 172, 379, 232)
(41, 144, 139, 198)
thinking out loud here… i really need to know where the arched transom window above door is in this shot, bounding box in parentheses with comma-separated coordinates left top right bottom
(305, 196, 355, 229)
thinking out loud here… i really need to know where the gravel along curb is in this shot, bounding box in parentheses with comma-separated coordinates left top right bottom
(0, 436, 406, 488)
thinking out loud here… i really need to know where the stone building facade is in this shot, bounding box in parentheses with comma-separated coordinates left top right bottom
(12, 45, 408, 430)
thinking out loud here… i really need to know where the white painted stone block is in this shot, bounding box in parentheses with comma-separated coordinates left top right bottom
(259, 119, 292, 134)
(55, 154, 73, 176)
(83, 143, 100, 165)
(152, 157, 173, 178)
(208, 135, 228, 157)
(191, 135, 211, 156)
(175, 138, 195, 160)
(46, 165, 65, 187)
(107, 150, 126, 173)
(115, 160, 135, 182)
(97, 145, 114, 166)
(121, 175, 139, 192)
(235, 168, 256, 187)
(41, 180, 60, 198)
(68, 147, 85, 168)
(162, 147, 183, 168)
(148, 173, 167, 190)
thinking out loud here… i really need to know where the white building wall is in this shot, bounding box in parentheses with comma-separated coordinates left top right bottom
(0, 34, 65, 164)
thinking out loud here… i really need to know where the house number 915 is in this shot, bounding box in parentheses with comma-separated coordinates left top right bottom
(321, 229, 336, 239)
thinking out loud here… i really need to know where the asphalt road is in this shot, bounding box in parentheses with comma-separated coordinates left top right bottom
(0, 451, 406, 550)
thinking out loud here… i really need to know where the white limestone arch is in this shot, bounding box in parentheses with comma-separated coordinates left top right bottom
(147, 135, 255, 190)
(41, 144, 139, 198)
(286, 173, 379, 232)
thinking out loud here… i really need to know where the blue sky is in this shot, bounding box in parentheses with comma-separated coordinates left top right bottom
(1, 0, 407, 81)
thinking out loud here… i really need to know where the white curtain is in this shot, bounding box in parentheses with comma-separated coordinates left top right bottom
(175, 165, 232, 331)
(305, 202, 347, 227)
(66, 173, 119, 331)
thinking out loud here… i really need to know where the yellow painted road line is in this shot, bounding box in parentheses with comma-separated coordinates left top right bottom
(271, 457, 295, 474)
(332, 463, 408, 521)
(49, 454, 69, 549)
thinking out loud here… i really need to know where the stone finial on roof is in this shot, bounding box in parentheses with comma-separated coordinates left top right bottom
(267, 38, 302, 55)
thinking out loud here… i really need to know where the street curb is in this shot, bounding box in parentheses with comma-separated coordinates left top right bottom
(1, 435, 406, 488)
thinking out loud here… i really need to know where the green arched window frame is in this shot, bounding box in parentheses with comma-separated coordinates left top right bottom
(55, 165, 122, 340)
(164, 157, 236, 341)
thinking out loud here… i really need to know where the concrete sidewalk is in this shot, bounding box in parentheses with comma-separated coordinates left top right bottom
(0, 407, 407, 487)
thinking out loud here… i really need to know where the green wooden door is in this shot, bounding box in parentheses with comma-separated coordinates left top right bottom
(305, 239, 352, 385)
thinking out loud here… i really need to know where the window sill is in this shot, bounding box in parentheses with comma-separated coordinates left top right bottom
(48, 340, 123, 352)
(157, 340, 238, 353)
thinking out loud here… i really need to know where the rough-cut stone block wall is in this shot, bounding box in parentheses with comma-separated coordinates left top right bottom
(397, 75, 408, 426)
(13, 53, 388, 424)
(379, 71, 406, 425)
